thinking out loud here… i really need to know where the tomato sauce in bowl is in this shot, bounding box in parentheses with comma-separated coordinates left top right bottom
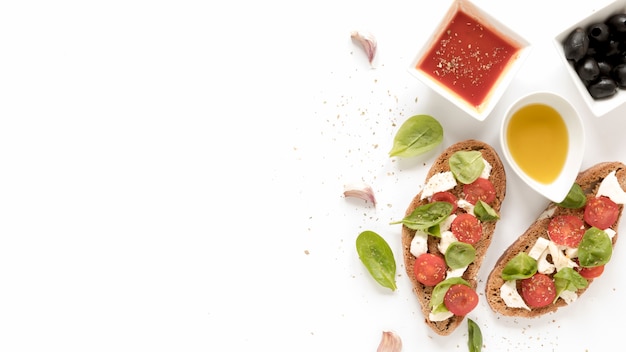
(408, 0, 530, 121)
(416, 10, 521, 109)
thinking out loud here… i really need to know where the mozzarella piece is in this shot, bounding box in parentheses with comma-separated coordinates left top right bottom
(558, 289, 578, 305)
(420, 172, 457, 200)
(457, 199, 475, 214)
(548, 241, 578, 271)
(480, 159, 492, 179)
(429, 309, 454, 322)
(439, 214, 456, 233)
(500, 280, 531, 311)
(410, 230, 429, 258)
(537, 248, 556, 274)
(596, 170, 626, 205)
(437, 230, 458, 254)
(528, 237, 551, 260)
(446, 266, 467, 278)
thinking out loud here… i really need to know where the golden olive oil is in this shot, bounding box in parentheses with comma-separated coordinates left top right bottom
(506, 103, 568, 184)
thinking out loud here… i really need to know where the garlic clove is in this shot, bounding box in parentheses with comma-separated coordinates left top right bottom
(350, 30, 377, 66)
(377, 331, 402, 352)
(343, 182, 376, 206)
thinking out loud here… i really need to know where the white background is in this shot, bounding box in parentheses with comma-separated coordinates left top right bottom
(1, 0, 625, 351)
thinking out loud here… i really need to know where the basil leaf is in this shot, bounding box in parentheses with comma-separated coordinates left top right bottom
(388, 114, 443, 157)
(467, 318, 483, 352)
(474, 200, 499, 222)
(449, 150, 485, 184)
(578, 227, 613, 268)
(501, 253, 537, 280)
(390, 201, 453, 231)
(557, 183, 587, 209)
(553, 267, 588, 301)
(430, 277, 471, 309)
(445, 242, 476, 269)
(355, 231, 397, 291)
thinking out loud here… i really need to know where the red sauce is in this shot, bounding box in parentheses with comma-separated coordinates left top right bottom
(416, 10, 521, 109)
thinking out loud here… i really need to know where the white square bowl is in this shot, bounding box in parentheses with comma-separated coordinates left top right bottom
(408, 0, 531, 122)
(553, 0, 626, 117)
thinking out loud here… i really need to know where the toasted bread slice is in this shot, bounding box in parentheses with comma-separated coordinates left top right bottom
(485, 162, 626, 318)
(400, 139, 506, 336)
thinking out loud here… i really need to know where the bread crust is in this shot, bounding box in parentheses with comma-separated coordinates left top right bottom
(485, 162, 626, 318)
(401, 139, 506, 336)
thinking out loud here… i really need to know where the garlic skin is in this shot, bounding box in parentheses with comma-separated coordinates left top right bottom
(343, 182, 376, 206)
(350, 30, 377, 66)
(377, 331, 402, 352)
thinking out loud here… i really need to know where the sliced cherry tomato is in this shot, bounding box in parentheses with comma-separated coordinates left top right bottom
(574, 259, 605, 279)
(520, 273, 556, 308)
(584, 196, 619, 229)
(431, 191, 458, 213)
(413, 253, 446, 286)
(463, 178, 496, 205)
(547, 215, 585, 247)
(450, 213, 482, 245)
(443, 284, 479, 316)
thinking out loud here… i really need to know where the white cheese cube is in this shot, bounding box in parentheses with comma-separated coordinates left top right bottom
(597, 170, 626, 205)
(420, 172, 457, 200)
(500, 280, 530, 311)
(410, 230, 429, 258)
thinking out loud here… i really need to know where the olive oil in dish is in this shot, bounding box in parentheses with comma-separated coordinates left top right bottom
(506, 104, 569, 184)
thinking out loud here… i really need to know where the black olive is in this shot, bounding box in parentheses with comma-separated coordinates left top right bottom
(563, 27, 589, 62)
(588, 77, 618, 99)
(606, 13, 626, 38)
(588, 22, 610, 44)
(597, 60, 613, 76)
(611, 63, 626, 87)
(576, 56, 600, 81)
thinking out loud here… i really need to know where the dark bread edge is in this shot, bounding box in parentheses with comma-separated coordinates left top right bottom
(401, 139, 506, 336)
(485, 161, 626, 318)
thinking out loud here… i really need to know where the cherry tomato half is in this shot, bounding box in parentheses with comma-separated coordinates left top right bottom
(431, 191, 458, 213)
(444, 284, 478, 316)
(463, 178, 496, 205)
(575, 259, 605, 279)
(520, 273, 556, 308)
(413, 253, 446, 286)
(547, 215, 585, 247)
(584, 196, 619, 229)
(451, 213, 482, 245)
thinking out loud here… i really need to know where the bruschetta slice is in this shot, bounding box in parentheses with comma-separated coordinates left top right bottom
(485, 162, 626, 317)
(395, 139, 506, 335)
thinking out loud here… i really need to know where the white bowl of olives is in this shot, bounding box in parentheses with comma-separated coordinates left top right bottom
(554, 0, 626, 117)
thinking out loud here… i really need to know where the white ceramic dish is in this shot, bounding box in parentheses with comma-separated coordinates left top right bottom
(408, 0, 531, 122)
(500, 92, 585, 203)
(553, 0, 626, 117)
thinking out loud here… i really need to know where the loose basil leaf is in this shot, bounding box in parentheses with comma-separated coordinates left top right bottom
(449, 150, 485, 184)
(578, 227, 613, 268)
(553, 267, 588, 301)
(501, 253, 538, 280)
(356, 230, 397, 291)
(445, 242, 476, 269)
(557, 183, 587, 209)
(390, 201, 453, 231)
(388, 114, 443, 157)
(430, 277, 471, 309)
(467, 318, 483, 352)
(474, 200, 499, 222)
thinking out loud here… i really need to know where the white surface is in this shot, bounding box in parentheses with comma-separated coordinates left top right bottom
(1, 0, 625, 351)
